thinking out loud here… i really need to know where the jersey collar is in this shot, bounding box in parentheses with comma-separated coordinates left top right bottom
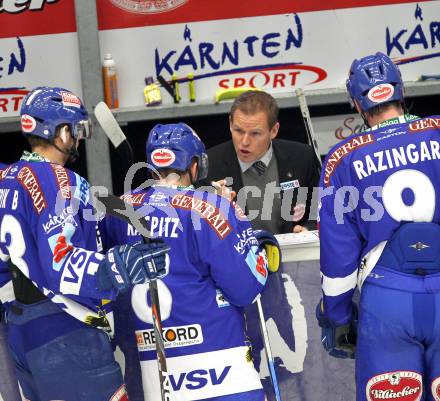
(369, 113, 419, 131)
(20, 151, 50, 163)
(152, 184, 195, 190)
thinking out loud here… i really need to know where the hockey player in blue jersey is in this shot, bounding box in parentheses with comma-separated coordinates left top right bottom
(0, 162, 22, 401)
(317, 52, 440, 401)
(101, 122, 281, 401)
(0, 87, 170, 401)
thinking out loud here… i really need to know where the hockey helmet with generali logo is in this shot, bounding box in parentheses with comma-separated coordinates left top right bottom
(146, 123, 208, 180)
(346, 52, 404, 112)
(20, 86, 91, 140)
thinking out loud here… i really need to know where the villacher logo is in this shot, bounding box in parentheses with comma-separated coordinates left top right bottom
(366, 371, 422, 401)
(109, 0, 188, 14)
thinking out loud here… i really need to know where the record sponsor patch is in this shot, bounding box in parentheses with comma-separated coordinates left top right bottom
(136, 324, 203, 352)
(366, 371, 422, 401)
(367, 83, 394, 104)
(151, 148, 176, 167)
(21, 114, 36, 133)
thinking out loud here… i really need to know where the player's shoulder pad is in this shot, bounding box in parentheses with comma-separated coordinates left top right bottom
(321, 130, 375, 187)
(169, 188, 239, 240)
(406, 115, 440, 133)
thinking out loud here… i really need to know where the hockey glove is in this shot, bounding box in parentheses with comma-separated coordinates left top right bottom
(97, 240, 170, 293)
(254, 229, 281, 273)
(316, 300, 357, 359)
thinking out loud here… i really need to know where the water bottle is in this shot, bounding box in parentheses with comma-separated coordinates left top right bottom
(102, 53, 119, 109)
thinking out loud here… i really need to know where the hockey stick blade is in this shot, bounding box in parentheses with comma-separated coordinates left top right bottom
(94, 101, 134, 165)
(96, 194, 151, 239)
(96, 193, 172, 401)
(295, 88, 322, 168)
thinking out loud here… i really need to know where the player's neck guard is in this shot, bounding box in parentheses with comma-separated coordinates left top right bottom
(369, 114, 419, 131)
(152, 184, 194, 190)
(20, 151, 50, 163)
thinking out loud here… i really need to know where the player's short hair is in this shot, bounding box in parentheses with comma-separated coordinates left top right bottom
(230, 91, 279, 129)
(26, 135, 50, 149)
(365, 101, 402, 118)
(151, 159, 197, 180)
(25, 124, 67, 150)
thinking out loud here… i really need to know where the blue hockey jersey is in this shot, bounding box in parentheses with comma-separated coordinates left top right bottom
(0, 156, 115, 331)
(319, 115, 440, 325)
(0, 162, 14, 306)
(101, 185, 268, 400)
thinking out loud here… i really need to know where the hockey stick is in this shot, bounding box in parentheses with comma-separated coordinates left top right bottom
(257, 298, 282, 401)
(94, 101, 134, 166)
(94, 101, 171, 401)
(97, 194, 172, 401)
(295, 88, 322, 168)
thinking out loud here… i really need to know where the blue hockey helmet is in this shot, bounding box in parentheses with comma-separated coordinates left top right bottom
(146, 123, 208, 180)
(20, 87, 91, 140)
(346, 52, 404, 112)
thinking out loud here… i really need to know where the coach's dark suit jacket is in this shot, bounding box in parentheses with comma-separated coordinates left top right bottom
(205, 139, 320, 233)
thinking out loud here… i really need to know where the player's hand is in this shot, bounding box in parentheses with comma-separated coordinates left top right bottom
(211, 179, 236, 201)
(97, 240, 170, 293)
(254, 229, 281, 273)
(293, 225, 308, 233)
(316, 300, 357, 359)
(292, 203, 306, 222)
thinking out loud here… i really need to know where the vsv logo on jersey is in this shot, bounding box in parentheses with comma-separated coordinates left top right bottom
(168, 365, 231, 391)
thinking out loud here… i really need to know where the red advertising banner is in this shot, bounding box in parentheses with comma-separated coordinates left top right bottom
(0, 0, 76, 39)
(97, 0, 434, 30)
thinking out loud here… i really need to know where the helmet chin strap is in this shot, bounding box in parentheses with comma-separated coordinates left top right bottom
(360, 110, 370, 128)
(51, 126, 79, 163)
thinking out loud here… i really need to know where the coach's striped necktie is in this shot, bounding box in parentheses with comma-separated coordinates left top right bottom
(252, 160, 266, 176)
